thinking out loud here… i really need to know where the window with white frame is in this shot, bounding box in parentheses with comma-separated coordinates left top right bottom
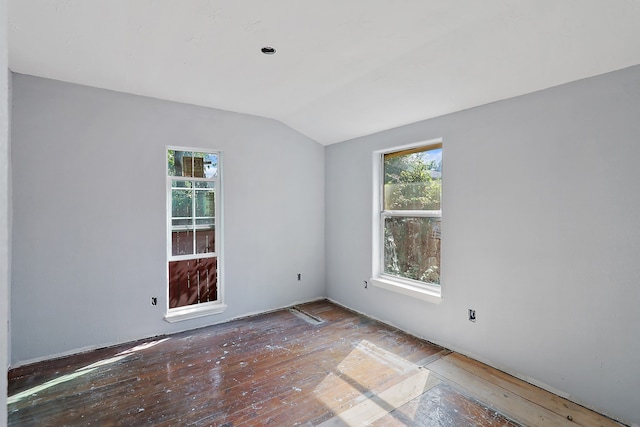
(373, 142, 442, 301)
(166, 148, 225, 321)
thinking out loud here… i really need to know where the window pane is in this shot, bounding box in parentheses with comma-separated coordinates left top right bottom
(168, 257, 218, 308)
(196, 229, 215, 254)
(171, 229, 194, 256)
(172, 218, 192, 227)
(194, 181, 215, 189)
(172, 189, 192, 218)
(195, 189, 215, 218)
(383, 216, 441, 285)
(172, 180, 192, 188)
(168, 150, 194, 177)
(194, 152, 218, 179)
(384, 147, 442, 210)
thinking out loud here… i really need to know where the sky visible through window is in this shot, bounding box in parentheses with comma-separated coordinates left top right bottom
(422, 148, 442, 165)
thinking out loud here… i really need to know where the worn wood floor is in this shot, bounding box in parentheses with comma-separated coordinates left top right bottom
(8, 300, 623, 426)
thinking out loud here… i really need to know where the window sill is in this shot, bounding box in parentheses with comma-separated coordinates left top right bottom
(370, 277, 442, 304)
(164, 302, 227, 323)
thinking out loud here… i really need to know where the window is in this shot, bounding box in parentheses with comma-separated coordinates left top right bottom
(372, 141, 442, 303)
(165, 148, 225, 322)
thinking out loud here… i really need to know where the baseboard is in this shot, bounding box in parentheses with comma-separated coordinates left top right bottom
(10, 296, 327, 370)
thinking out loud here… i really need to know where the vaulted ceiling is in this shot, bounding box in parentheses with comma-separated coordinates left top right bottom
(8, 1, 640, 145)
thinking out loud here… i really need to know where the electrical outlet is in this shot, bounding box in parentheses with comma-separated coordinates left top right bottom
(468, 309, 476, 322)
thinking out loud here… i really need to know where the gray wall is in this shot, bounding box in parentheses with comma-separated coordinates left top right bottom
(10, 74, 325, 365)
(1, 0, 9, 424)
(325, 65, 640, 425)
(9, 60, 640, 424)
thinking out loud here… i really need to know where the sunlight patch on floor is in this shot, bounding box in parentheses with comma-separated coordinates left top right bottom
(314, 340, 440, 426)
(8, 338, 171, 405)
(116, 338, 170, 356)
(8, 366, 102, 405)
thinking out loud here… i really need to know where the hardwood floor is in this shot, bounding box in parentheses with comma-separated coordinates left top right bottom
(7, 301, 624, 426)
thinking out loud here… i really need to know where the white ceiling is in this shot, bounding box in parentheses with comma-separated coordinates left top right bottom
(8, 1, 640, 145)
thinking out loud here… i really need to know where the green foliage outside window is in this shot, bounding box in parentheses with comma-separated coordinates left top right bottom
(383, 148, 442, 285)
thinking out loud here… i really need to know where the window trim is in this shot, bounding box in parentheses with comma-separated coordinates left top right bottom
(371, 138, 443, 304)
(165, 300, 228, 323)
(165, 146, 226, 322)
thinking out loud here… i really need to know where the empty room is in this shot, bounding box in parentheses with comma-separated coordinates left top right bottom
(1, 1, 640, 426)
